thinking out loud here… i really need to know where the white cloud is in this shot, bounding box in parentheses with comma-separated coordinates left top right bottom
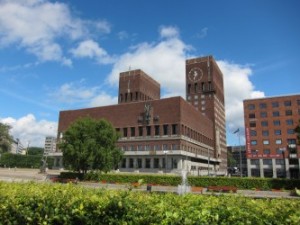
(0, 0, 110, 65)
(0, 114, 57, 147)
(108, 26, 192, 98)
(159, 26, 179, 38)
(70, 39, 114, 64)
(89, 92, 118, 107)
(117, 31, 129, 40)
(196, 27, 208, 38)
(51, 81, 99, 104)
(217, 60, 265, 134)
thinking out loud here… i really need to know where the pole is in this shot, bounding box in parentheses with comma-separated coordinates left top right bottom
(238, 132, 242, 177)
(207, 148, 210, 176)
(282, 148, 286, 178)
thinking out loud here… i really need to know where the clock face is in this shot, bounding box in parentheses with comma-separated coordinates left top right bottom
(188, 67, 203, 82)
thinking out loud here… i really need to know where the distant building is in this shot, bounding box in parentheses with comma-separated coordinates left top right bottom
(227, 145, 247, 176)
(55, 56, 227, 175)
(243, 94, 300, 178)
(44, 136, 56, 155)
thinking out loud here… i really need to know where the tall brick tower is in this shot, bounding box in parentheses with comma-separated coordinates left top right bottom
(118, 69, 160, 104)
(186, 56, 227, 171)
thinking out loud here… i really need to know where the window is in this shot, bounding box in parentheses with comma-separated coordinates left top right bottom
(263, 159, 272, 165)
(262, 130, 269, 136)
(131, 127, 135, 137)
(298, 99, 300, 105)
(249, 113, 256, 119)
(137, 145, 143, 151)
(248, 104, 255, 110)
(145, 145, 151, 151)
(276, 148, 284, 154)
(285, 110, 292, 116)
(273, 111, 280, 117)
(287, 139, 296, 145)
(129, 158, 134, 168)
(187, 84, 191, 94)
(250, 130, 257, 136)
(251, 140, 257, 145)
(162, 144, 168, 150)
(251, 159, 259, 165)
(287, 129, 295, 134)
(119, 94, 123, 102)
(138, 127, 143, 136)
(201, 82, 205, 91)
(276, 159, 284, 165)
(146, 126, 151, 136)
(263, 140, 269, 145)
(194, 95, 198, 99)
(286, 119, 293, 125)
(260, 112, 267, 118)
(284, 100, 291, 106)
(172, 124, 178, 135)
(154, 145, 161, 150)
(172, 144, 178, 150)
(263, 149, 270, 154)
(154, 158, 159, 168)
(275, 139, 282, 145)
(194, 83, 198, 93)
(250, 122, 256, 127)
(123, 128, 128, 137)
(251, 150, 258, 155)
(273, 120, 280, 126)
(154, 125, 160, 136)
(259, 103, 267, 109)
(261, 121, 268, 127)
(145, 158, 151, 168)
(272, 102, 279, 108)
(163, 125, 168, 135)
(137, 158, 142, 168)
(274, 130, 281, 135)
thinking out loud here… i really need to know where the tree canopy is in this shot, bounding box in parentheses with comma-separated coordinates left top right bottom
(58, 117, 123, 174)
(0, 122, 14, 153)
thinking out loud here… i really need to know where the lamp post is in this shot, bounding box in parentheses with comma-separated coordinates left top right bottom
(233, 128, 242, 177)
(207, 148, 210, 176)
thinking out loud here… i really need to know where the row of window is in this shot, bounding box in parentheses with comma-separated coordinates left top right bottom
(121, 158, 178, 169)
(250, 159, 284, 165)
(119, 92, 155, 103)
(247, 99, 300, 110)
(117, 124, 179, 137)
(250, 119, 295, 127)
(250, 129, 295, 136)
(121, 144, 179, 151)
(187, 82, 213, 94)
(249, 110, 295, 119)
(251, 138, 296, 145)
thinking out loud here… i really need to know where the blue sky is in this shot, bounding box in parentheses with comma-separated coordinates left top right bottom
(0, 0, 299, 147)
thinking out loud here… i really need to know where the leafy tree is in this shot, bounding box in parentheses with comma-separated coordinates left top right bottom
(0, 122, 14, 153)
(58, 117, 123, 174)
(27, 147, 44, 155)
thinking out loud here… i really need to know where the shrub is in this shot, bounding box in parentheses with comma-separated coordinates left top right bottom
(0, 181, 299, 225)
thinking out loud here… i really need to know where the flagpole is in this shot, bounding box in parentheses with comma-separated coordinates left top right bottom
(238, 131, 242, 177)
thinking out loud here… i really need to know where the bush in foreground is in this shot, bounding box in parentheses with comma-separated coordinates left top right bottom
(0, 181, 299, 225)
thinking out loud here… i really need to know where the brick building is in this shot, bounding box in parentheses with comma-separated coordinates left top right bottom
(244, 94, 300, 178)
(56, 56, 227, 175)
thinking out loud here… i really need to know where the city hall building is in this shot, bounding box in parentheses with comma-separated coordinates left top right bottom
(244, 94, 300, 178)
(56, 56, 227, 175)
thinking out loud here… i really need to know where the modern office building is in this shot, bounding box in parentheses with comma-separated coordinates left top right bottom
(243, 94, 300, 178)
(55, 56, 227, 175)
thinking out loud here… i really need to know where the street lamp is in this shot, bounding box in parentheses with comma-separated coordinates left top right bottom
(207, 148, 210, 176)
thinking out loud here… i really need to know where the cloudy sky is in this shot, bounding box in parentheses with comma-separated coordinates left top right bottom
(0, 0, 299, 147)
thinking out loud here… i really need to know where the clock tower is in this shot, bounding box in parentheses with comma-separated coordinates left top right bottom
(186, 55, 227, 171)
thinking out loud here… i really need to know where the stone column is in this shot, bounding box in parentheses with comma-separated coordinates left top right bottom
(247, 159, 251, 177)
(272, 159, 277, 178)
(259, 159, 264, 178)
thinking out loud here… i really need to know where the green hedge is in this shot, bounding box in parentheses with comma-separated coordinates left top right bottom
(0, 181, 299, 225)
(0, 153, 54, 169)
(59, 171, 300, 190)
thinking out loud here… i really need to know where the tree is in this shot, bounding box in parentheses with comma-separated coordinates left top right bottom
(58, 117, 123, 174)
(0, 122, 14, 153)
(27, 147, 44, 156)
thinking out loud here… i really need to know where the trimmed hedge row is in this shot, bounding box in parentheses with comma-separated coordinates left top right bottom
(0, 181, 299, 225)
(60, 171, 300, 190)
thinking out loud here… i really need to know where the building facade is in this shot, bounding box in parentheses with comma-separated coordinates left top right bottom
(244, 95, 300, 178)
(56, 56, 227, 175)
(227, 145, 247, 176)
(44, 136, 57, 155)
